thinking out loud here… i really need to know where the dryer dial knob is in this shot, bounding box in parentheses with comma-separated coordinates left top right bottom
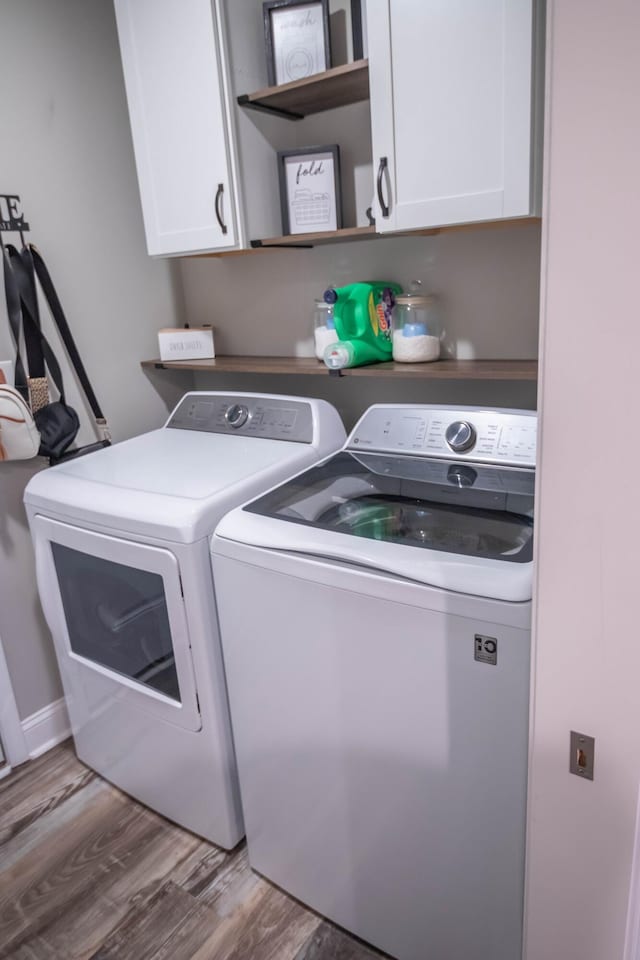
(445, 420, 476, 453)
(225, 403, 249, 428)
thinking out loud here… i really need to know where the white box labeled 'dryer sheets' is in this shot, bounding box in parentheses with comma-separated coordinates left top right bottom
(158, 326, 215, 362)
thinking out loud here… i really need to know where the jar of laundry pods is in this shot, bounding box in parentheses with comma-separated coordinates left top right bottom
(313, 299, 337, 361)
(392, 287, 440, 363)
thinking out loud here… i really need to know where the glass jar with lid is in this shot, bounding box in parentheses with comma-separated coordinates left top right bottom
(313, 299, 337, 360)
(392, 284, 440, 363)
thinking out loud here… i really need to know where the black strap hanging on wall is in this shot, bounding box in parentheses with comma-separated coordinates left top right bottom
(5, 244, 80, 459)
(0, 195, 32, 399)
(29, 246, 108, 427)
(7, 245, 71, 406)
(1, 245, 30, 399)
(1, 194, 111, 462)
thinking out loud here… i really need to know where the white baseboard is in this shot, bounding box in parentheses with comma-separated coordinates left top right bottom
(22, 698, 71, 759)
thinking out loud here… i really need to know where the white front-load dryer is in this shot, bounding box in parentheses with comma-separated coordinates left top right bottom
(24, 392, 345, 848)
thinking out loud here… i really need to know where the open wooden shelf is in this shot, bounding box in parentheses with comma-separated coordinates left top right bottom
(251, 225, 377, 249)
(237, 60, 369, 120)
(247, 217, 541, 252)
(142, 357, 537, 381)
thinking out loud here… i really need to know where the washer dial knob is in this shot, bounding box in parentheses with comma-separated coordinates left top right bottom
(447, 464, 477, 487)
(225, 403, 249, 429)
(445, 420, 476, 453)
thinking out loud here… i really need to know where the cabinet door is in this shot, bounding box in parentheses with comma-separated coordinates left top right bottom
(368, 0, 539, 232)
(114, 0, 240, 255)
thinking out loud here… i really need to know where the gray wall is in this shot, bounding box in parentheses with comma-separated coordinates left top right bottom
(0, 0, 187, 719)
(182, 222, 541, 428)
(0, 0, 541, 722)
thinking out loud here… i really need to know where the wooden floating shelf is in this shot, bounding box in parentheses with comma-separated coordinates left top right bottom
(142, 357, 538, 381)
(248, 217, 541, 251)
(251, 225, 377, 249)
(237, 60, 370, 120)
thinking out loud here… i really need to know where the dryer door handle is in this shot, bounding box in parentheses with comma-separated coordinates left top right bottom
(34, 535, 60, 635)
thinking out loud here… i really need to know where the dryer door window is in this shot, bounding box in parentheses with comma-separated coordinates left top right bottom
(32, 515, 201, 732)
(51, 543, 180, 702)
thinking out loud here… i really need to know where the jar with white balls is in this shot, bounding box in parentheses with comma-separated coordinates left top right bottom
(313, 299, 338, 361)
(392, 287, 440, 363)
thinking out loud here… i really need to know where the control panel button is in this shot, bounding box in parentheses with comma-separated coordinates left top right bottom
(225, 403, 249, 429)
(445, 420, 476, 453)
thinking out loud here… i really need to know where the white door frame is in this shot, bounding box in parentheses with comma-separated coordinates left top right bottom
(0, 629, 29, 776)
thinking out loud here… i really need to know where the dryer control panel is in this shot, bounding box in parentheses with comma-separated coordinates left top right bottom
(166, 394, 314, 443)
(347, 405, 537, 467)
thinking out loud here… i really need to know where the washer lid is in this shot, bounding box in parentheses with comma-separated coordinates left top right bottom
(215, 449, 535, 601)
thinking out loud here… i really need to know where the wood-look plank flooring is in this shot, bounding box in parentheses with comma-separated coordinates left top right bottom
(0, 742, 388, 960)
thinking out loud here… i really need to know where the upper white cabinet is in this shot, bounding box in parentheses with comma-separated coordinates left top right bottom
(367, 0, 542, 233)
(114, 0, 544, 254)
(114, 0, 242, 256)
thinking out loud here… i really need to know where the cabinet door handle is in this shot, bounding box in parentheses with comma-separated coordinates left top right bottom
(376, 157, 390, 219)
(215, 183, 228, 235)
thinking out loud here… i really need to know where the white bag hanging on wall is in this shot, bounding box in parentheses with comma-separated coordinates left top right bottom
(0, 371, 40, 461)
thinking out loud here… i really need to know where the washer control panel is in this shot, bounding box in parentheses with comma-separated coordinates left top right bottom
(167, 394, 314, 443)
(348, 405, 537, 466)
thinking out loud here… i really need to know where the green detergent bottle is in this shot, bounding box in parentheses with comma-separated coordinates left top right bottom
(322, 281, 402, 369)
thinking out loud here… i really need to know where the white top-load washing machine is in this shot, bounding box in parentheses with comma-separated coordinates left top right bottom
(212, 404, 536, 959)
(24, 392, 345, 849)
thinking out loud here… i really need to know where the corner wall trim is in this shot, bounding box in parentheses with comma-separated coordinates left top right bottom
(624, 783, 640, 960)
(0, 630, 29, 766)
(21, 698, 70, 759)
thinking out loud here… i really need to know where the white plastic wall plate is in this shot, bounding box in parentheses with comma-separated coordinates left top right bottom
(0, 360, 15, 385)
